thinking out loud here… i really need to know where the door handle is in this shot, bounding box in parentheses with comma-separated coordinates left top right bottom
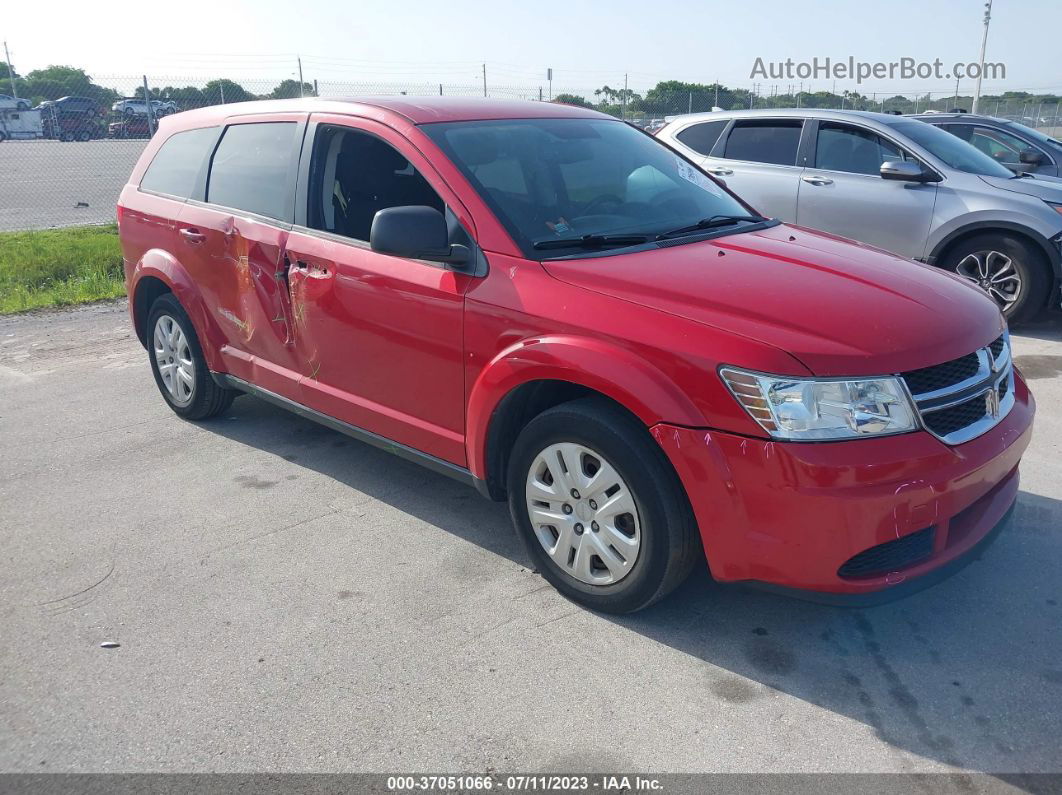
(705, 167, 734, 176)
(178, 227, 205, 244)
(801, 175, 834, 186)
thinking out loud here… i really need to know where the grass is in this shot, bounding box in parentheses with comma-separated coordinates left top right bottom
(0, 224, 126, 314)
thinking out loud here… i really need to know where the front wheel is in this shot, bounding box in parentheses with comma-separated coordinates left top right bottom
(147, 293, 237, 420)
(943, 233, 1049, 322)
(507, 397, 701, 614)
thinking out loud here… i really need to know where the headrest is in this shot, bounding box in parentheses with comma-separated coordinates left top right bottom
(338, 132, 408, 171)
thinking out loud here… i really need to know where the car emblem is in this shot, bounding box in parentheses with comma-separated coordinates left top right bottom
(986, 387, 1001, 419)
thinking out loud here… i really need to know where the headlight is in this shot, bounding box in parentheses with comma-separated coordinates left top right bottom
(1045, 201, 1062, 218)
(720, 367, 918, 441)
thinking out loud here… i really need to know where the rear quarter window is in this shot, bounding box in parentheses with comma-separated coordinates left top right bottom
(139, 127, 218, 198)
(207, 122, 298, 221)
(723, 120, 803, 166)
(675, 120, 728, 156)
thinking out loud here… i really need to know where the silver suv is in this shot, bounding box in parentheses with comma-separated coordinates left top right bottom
(656, 109, 1062, 321)
(909, 112, 1062, 178)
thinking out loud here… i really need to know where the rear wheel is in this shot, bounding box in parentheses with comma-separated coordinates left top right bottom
(507, 397, 701, 613)
(146, 293, 237, 420)
(943, 233, 1049, 322)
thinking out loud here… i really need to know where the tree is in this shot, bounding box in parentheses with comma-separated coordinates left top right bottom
(269, 79, 314, 99)
(8, 65, 118, 108)
(202, 79, 255, 104)
(553, 93, 592, 108)
(0, 62, 18, 81)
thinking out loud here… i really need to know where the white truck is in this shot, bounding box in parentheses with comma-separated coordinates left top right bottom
(0, 108, 44, 141)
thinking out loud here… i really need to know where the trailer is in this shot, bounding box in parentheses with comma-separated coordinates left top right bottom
(0, 108, 44, 141)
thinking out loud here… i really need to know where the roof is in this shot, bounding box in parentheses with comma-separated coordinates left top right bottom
(907, 112, 1001, 122)
(164, 96, 611, 128)
(662, 107, 919, 127)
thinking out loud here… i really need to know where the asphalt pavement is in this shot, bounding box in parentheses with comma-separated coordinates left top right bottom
(0, 140, 146, 231)
(0, 300, 1060, 777)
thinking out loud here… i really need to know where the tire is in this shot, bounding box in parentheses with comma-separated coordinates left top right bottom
(77, 130, 91, 142)
(146, 293, 237, 420)
(17, 100, 29, 111)
(60, 132, 74, 142)
(507, 397, 701, 614)
(942, 233, 1050, 323)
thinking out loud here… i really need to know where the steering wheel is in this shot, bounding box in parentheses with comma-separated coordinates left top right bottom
(578, 194, 624, 217)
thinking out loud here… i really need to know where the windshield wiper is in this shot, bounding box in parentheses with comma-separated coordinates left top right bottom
(656, 214, 767, 240)
(532, 233, 650, 251)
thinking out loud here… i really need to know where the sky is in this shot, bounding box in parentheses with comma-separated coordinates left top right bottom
(3, 0, 1061, 98)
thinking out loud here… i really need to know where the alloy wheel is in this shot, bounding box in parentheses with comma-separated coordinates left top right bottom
(955, 249, 1022, 312)
(153, 314, 195, 406)
(524, 442, 641, 586)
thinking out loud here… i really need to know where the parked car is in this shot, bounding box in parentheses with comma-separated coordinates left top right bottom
(909, 112, 1062, 178)
(108, 116, 153, 138)
(113, 98, 177, 117)
(0, 94, 31, 111)
(36, 96, 102, 117)
(655, 108, 1062, 321)
(118, 98, 1033, 613)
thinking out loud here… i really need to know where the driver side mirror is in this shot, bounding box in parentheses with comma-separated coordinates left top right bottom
(1019, 150, 1044, 165)
(880, 160, 941, 183)
(370, 206, 471, 267)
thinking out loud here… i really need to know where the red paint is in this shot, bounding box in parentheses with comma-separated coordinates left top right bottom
(119, 97, 1035, 598)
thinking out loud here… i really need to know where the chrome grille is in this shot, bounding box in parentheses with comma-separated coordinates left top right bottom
(902, 332, 1014, 446)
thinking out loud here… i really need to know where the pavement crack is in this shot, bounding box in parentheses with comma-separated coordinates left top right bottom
(202, 509, 338, 558)
(36, 558, 115, 606)
(534, 608, 580, 629)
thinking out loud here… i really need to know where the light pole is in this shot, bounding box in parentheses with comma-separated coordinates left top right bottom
(972, 0, 993, 114)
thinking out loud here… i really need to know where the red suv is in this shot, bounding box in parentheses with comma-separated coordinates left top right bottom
(118, 98, 1034, 613)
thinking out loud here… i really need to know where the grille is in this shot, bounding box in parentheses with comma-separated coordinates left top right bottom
(922, 395, 991, 437)
(989, 334, 1006, 360)
(901, 352, 980, 395)
(837, 526, 936, 579)
(903, 333, 1012, 445)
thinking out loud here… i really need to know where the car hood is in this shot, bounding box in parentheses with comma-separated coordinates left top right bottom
(541, 223, 1003, 376)
(978, 172, 1062, 201)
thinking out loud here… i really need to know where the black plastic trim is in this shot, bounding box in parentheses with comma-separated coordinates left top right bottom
(212, 373, 490, 496)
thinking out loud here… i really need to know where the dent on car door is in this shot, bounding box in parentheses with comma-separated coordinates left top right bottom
(703, 119, 805, 220)
(180, 116, 306, 395)
(796, 121, 936, 260)
(281, 118, 475, 465)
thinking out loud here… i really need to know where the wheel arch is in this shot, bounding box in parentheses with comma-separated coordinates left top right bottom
(129, 251, 225, 371)
(467, 336, 705, 500)
(927, 222, 1062, 282)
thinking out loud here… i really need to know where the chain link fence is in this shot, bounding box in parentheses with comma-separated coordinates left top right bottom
(2, 74, 1060, 231)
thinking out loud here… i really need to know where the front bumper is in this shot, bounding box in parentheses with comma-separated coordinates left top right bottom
(652, 372, 1035, 602)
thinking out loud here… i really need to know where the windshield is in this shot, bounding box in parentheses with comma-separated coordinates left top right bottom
(1002, 120, 1062, 152)
(892, 121, 1015, 178)
(422, 118, 754, 257)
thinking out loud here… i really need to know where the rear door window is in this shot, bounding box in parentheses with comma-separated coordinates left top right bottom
(675, 120, 728, 156)
(207, 122, 298, 220)
(722, 120, 803, 165)
(139, 127, 218, 198)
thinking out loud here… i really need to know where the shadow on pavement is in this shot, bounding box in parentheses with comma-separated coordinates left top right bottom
(204, 395, 1062, 773)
